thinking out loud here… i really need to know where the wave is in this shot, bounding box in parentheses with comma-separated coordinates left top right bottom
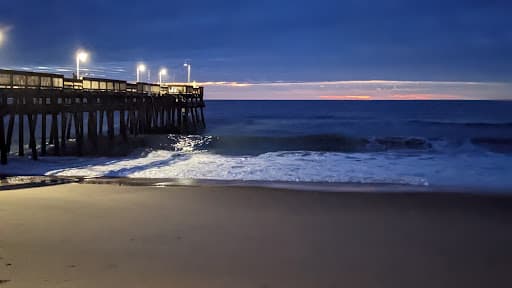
(165, 134, 432, 155)
(3, 148, 512, 189)
(471, 138, 512, 153)
(408, 120, 512, 128)
(2, 135, 512, 189)
(164, 134, 512, 155)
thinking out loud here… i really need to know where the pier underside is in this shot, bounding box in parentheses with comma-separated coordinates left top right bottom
(0, 70, 205, 164)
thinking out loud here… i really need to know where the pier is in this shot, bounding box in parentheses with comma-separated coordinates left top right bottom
(0, 69, 205, 165)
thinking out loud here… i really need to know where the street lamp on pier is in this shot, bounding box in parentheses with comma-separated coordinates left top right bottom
(76, 50, 89, 79)
(184, 63, 191, 83)
(137, 64, 146, 82)
(159, 68, 167, 84)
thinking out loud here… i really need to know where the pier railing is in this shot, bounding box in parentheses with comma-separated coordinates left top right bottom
(0, 69, 206, 164)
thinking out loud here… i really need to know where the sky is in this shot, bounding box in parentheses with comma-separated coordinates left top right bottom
(1, 0, 511, 99)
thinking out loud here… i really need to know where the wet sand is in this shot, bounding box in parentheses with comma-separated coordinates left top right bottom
(1, 183, 512, 287)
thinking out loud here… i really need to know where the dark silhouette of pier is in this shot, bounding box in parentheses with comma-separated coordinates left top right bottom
(0, 69, 205, 164)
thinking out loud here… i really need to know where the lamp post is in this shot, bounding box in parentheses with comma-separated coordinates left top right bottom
(137, 64, 146, 82)
(184, 63, 191, 83)
(76, 51, 88, 80)
(0, 30, 4, 47)
(159, 68, 167, 84)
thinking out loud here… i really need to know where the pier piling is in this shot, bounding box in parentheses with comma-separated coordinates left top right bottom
(0, 69, 205, 164)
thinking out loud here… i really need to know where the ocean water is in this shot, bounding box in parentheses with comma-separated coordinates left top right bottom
(2, 100, 512, 190)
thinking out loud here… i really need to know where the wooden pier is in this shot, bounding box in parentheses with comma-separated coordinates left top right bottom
(0, 69, 205, 164)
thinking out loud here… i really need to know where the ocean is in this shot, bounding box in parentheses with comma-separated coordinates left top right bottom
(2, 100, 512, 190)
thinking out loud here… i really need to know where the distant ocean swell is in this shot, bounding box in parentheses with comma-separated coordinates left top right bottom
(407, 120, 512, 128)
(164, 134, 512, 155)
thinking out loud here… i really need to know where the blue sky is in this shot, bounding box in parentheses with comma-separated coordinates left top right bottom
(1, 0, 511, 99)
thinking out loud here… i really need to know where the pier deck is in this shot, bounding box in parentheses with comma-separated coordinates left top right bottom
(0, 69, 205, 164)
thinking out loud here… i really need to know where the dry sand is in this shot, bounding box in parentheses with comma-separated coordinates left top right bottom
(1, 183, 512, 287)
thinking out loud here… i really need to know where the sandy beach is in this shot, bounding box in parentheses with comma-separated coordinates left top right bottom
(1, 182, 512, 287)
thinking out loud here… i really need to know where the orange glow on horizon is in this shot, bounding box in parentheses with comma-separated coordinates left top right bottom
(318, 94, 462, 100)
(166, 81, 252, 87)
(390, 94, 461, 100)
(319, 95, 372, 100)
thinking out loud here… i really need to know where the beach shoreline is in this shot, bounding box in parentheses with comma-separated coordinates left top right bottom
(2, 175, 511, 196)
(1, 182, 512, 287)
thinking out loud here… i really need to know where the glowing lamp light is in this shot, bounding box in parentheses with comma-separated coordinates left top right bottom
(184, 63, 191, 83)
(159, 68, 167, 84)
(77, 51, 88, 62)
(0, 31, 4, 46)
(136, 64, 146, 82)
(75, 50, 89, 79)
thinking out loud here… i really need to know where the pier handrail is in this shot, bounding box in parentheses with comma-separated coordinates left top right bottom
(0, 69, 64, 89)
(0, 69, 203, 98)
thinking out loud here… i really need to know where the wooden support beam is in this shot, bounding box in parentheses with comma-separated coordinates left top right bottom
(168, 107, 172, 128)
(0, 114, 7, 164)
(6, 113, 14, 153)
(178, 106, 183, 131)
(52, 113, 60, 155)
(41, 113, 47, 156)
(27, 114, 38, 160)
(200, 107, 206, 128)
(172, 107, 176, 127)
(184, 107, 189, 131)
(195, 107, 200, 128)
(66, 114, 73, 140)
(160, 107, 165, 128)
(99, 110, 104, 136)
(18, 113, 24, 156)
(190, 107, 197, 130)
(120, 110, 127, 142)
(92, 111, 98, 150)
(74, 112, 82, 156)
(61, 112, 67, 151)
(107, 110, 114, 140)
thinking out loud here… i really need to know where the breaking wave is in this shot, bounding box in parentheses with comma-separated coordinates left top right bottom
(408, 120, 512, 128)
(165, 134, 512, 155)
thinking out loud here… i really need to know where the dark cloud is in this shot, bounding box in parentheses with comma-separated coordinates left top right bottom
(1, 0, 511, 81)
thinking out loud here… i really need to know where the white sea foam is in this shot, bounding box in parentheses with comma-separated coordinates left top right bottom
(2, 150, 512, 189)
